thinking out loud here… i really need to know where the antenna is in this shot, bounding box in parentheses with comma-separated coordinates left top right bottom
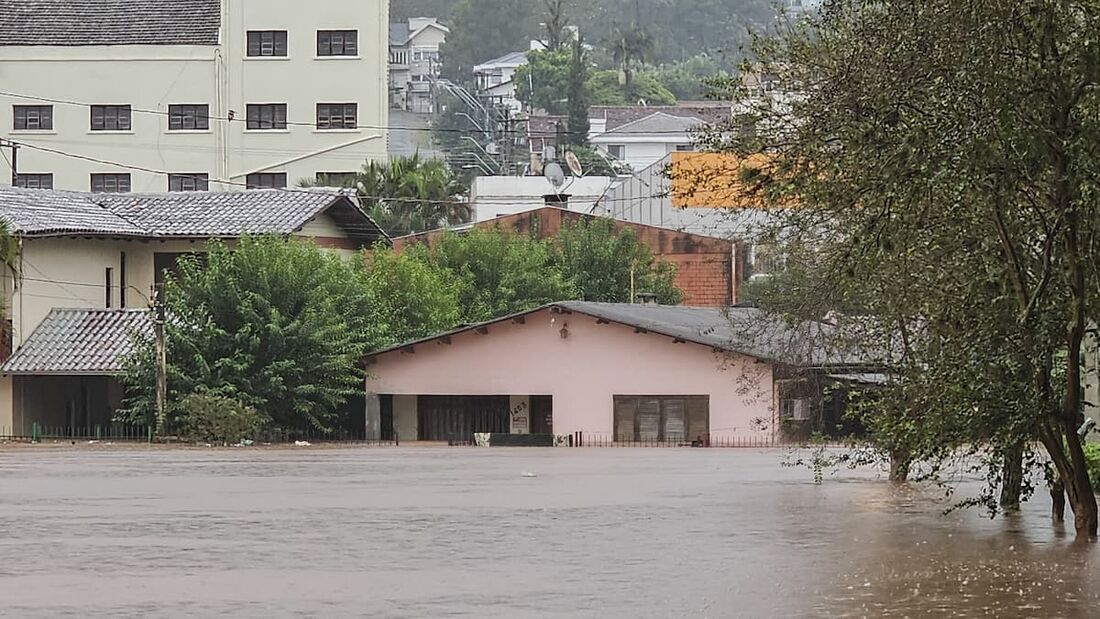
(544, 162, 566, 190)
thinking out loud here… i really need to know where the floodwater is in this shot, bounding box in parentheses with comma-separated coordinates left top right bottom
(0, 447, 1097, 618)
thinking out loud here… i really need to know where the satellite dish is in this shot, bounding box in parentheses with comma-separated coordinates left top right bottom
(564, 151, 584, 177)
(544, 162, 566, 189)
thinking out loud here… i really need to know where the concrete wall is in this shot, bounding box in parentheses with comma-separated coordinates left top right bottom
(393, 394, 418, 440)
(0, 0, 389, 192)
(470, 176, 614, 221)
(367, 308, 775, 441)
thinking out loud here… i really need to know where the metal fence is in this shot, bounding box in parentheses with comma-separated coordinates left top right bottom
(560, 432, 844, 449)
(0, 423, 399, 446)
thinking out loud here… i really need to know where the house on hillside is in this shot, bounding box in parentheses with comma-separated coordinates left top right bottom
(0, 0, 390, 192)
(0, 186, 387, 435)
(364, 302, 875, 445)
(473, 50, 529, 114)
(590, 112, 703, 170)
(389, 17, 449, 113)
(392, 207, 746, 307)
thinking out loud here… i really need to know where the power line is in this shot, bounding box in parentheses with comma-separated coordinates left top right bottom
(12, 138, 674, 208)
(0, 89, 725, 137)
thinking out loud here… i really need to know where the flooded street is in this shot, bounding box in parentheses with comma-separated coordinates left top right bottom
(0, 447, 1097, 617)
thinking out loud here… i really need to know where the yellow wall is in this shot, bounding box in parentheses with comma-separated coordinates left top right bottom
(669, 152, 776, 209)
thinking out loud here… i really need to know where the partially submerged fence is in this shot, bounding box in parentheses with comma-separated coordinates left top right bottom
(0, 423, 398, 446)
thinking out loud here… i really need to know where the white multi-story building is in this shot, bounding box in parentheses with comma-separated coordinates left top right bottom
(389, 17, 448, 114)
(0, 0, 389, 193)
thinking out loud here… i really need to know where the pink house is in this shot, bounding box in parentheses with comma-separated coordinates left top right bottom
(365, 302, 865, 445)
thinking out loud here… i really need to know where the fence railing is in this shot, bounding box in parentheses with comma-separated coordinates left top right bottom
(560, 432, 852, 449)
(0, 423, 399, 446)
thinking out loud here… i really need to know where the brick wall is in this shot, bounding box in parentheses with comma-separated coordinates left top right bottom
(391, 207, 741, 307)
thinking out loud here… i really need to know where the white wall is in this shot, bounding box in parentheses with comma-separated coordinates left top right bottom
(592, 137, 692, 171)
(471, 176, 615, 221)
(0, 0, 389, 192)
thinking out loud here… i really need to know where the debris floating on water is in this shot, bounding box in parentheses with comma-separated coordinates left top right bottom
(521, 472, 537, 478)
(294, 440, 312, 447)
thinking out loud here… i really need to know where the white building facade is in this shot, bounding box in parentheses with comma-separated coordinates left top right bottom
(0, 0, 389, 193)
(389, 17, 448, 114)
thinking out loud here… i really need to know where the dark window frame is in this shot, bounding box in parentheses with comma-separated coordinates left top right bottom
(247, 30, 288, 57)
(14, 173, 53, 189)
(168, 104, 210, 131)
(246, 103, 288, 130)
(317, 30, 358, 56)
(245, 172, 288, 189)
(168, 173, 210, 192)
(90, 173, 132, 193)
(13, 105, 53, 131)
(316, 103, 357, 130)
(90, 105, 132, 131)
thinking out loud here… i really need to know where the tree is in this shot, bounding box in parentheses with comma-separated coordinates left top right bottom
(427, 228, 573, 323)
(514, 48, 574, 114)
(702, 0, 1100, 537)
(552, 218, 682, 304)
(0, 220, 20, 322)
(564, 38, 591, 146)
(586, 70, 677, 106)
(361, 245, 462, 348)
(119, 237, 380, 434)
(306, 154, 470, 237)
(649, 55, 730, 100)
(542, 0, 572, 51)
(439, 0, 540, 81)
(605, 23, 654, 89)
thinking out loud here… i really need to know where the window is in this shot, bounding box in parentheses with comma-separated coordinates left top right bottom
(246, 172, 287, 189)
(90, 173, 131, 193)
(246, 104, 288, 130)
(780, 398, 812, 421)
(391, 50, 408, 64)
(317, 30, 357, 56)
(315, 172, 357, 187)
(676, 144, 695, 152)
(606, 144, 625, 160)
(105, 267, 114, 309)
(13, 105, 52, 131)
(90, 105, 131, 131)
(316, 103, 357, 130)
(613, 396, 709, 443)
(247, 30, 288, 57)
(168, 104, 210, 131)
(168, 173, 210, 192)
(15, 173, 53, 189)
(412, 51, 423, 61)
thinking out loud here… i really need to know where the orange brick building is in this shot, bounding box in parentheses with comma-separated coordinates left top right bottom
(390, 207, 745, 307)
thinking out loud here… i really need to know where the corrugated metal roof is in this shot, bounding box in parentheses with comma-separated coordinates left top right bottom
(0, 0, 221, 47)
(0, 186, 387, 243)
(2, 308, 152, 375)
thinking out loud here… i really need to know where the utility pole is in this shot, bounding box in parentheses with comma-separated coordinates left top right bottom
(153, 283, 168, 435)
(0, 139, 18, 186)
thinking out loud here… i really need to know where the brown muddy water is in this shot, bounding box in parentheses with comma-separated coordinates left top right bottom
(0, 447, 1097, 618)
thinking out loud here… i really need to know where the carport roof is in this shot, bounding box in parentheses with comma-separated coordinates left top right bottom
(2, 308, 152, 376)
(368, 301, 878, 368)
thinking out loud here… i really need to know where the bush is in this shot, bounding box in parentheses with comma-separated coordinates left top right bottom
(178, 394, 267, 445)
(1085, 443, 1100, 493)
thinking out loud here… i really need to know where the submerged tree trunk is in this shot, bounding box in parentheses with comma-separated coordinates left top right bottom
(1051, 478, 1066, 523)
(889, 447, 911, 483)
(999, 442, 1025, 511)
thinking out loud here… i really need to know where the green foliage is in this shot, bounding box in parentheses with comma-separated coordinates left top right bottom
(551, 218, 682, 304)
(361, 245, 462, 348)
(438, 0, 539, 80)
(565, 38, 591, 146)
(1086, 443, 1100, 494)
(428, 228, 573, 323)
(514, 48, 573, 114)
(178, 394, 267, 445)
(704, 0, 1100, 530)
(647, 55, 730, 100)
(119, 237, 379, 434)
(586, 70, 677, 106)
(302, 154, 469, 237)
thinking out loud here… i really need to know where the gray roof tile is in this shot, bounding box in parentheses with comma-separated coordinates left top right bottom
(0, 0, 221, 46)
(0, 186, 386, 243)
(2, 308, 152, 375)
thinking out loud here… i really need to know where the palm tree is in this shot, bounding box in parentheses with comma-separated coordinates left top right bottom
(606, 24, 654, 89)
(307, 154, 470, 237)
